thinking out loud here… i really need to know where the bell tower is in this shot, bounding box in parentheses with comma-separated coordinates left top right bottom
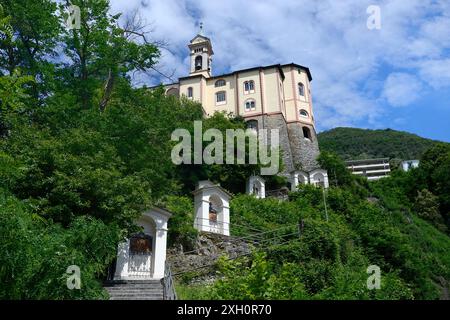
(188, 23, 213, 78)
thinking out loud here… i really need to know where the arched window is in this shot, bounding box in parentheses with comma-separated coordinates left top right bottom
(195, 56, 202, 71)
(299, 109, 309, 117)
(298, 83, 305, 96)
(208, 201, 218, 223)
(246, 120, 258, 134)
(298, 173, 308, 185)
(302, 126, 312, 140)
(187, 87, 193, 98)
(244, 80, 255, 94)
(208, 195, 223, 233)
(313, 173, 325, 188)
(215, 79, 226, 87)
(166, 87, 179, 98)
(245, 99, 256, 111)
(216, 91, 226, 104)
(129, 233, 153, 255)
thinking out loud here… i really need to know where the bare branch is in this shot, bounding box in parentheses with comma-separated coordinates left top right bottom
(119, 7, 167, 47)
(118, 7, 178, 83)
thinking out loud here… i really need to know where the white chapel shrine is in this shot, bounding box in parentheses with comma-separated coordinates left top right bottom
(290, 169, 329, 191)
(114, 208, 172, 280)
(193, 181, 231, 236)
(246, 176, 266, 199)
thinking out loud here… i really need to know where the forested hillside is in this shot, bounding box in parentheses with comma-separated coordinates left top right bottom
(174, 150, 450, 300)
(1, 1, 450, 300)
(317, 127, 445, 160)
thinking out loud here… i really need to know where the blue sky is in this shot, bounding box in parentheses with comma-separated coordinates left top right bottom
(110, 0, 450, 142)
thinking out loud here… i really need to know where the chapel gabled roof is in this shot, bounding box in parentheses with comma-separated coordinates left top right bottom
(192, 180, 233, 198)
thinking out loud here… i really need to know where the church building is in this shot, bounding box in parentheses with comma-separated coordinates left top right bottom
(158, 26, 323, 175)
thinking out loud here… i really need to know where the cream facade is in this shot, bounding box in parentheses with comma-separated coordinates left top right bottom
(166, 45, 315, 128)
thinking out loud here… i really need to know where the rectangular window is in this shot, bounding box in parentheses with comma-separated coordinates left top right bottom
(298, 83, 305, 96)
(244, 81, 255, 94)
(216, 91, 226, 104)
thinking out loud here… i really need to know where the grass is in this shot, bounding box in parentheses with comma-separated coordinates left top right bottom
(175, 281, 212, 300)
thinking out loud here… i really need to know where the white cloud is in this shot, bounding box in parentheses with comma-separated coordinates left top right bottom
(109, 0, 450, 129)
(382, 73, 423, 107)
(418, 59, 450, 90)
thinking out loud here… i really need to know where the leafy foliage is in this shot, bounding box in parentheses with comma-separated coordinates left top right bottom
(165, 196, 198, 251)
(174, 111, 267, 195)
(0, 189, 121, 299)
(1, 91, 203, 229)
(413, 189, 446, 232)
(188, 152, 450, 300)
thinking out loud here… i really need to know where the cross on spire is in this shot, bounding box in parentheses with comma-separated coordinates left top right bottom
(199, 21, 204, 35)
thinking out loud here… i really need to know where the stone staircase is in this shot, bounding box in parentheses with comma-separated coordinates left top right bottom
(104, 280, 164, 300)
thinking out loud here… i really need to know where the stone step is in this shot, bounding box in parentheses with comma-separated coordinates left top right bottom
(104, 280, 165, 300)
(110, 296, 163, 300)
(108, 292, 163, 296)
(105, 283, 162, 287)
(108, 293, 163, 298)
(105, 284, 163, 289)
(104, 284, 163, 288)
(104, 280, 162, 286)
(106, 279, 162, 283)
(106, 288, 163, 292)
(105, 287, 162, 292)
(106, 291, 163, 296)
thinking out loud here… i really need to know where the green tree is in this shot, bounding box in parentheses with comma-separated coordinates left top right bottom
(174, 112, 270, 195)
(413, 189, 446, 232)
(0, 4, 34, 136)
(418, 144, 450, 229)
(165, 195, 198, 251)
(0, 91, 204, 229)
(60, 0, 160, 110)
(317, 151, 357, 187)
(0, 0, 61, 100)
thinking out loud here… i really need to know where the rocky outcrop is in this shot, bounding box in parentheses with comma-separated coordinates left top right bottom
(167, 232, 253, 281)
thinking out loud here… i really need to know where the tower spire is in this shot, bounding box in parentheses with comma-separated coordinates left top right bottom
(188, 21, 213, 77)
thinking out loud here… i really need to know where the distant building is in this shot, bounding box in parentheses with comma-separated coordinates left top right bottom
(346, 158, 391, 181)
(399, 160, 420, 172)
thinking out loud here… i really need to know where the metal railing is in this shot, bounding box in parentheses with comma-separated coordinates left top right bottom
(170, 224, 302, 277)
(162, 263, 177, 300)
(266, 188, 290, 200)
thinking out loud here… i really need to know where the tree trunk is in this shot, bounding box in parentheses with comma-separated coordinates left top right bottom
(99, 69, 115, 112)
